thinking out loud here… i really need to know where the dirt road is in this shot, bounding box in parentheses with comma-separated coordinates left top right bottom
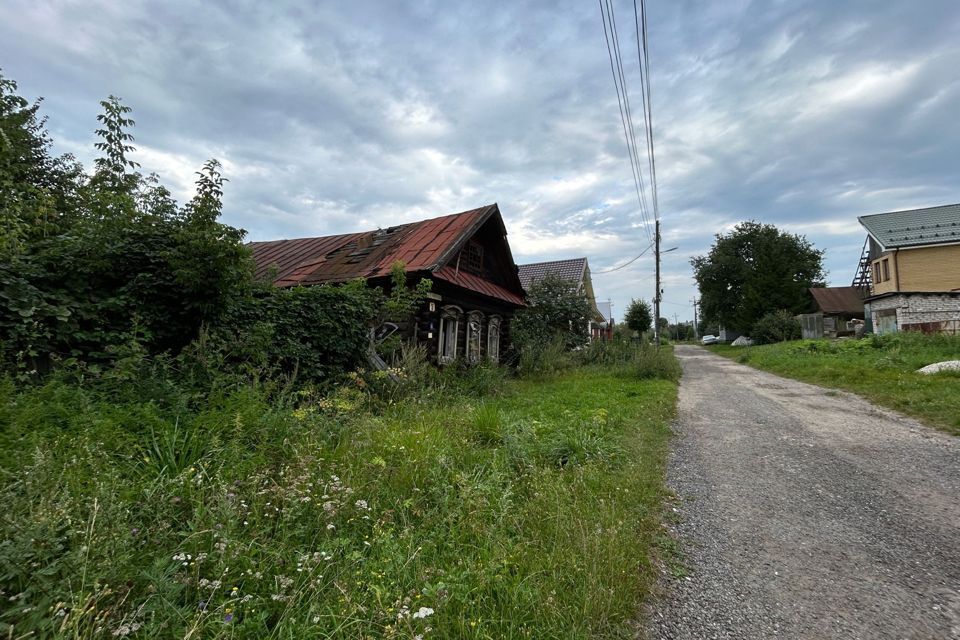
(647, 345, 960, 640)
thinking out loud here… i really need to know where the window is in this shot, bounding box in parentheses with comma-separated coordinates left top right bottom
(882, 258, 890, 281)
(873, 262, 881, 283)
(438, 305, 462, 363)
(487, 316, 501, 363)
(466, 311, 484, 362)
(459, 242, 484, 275)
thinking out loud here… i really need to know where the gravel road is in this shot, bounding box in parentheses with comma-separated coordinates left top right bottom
(646, 345, 960, 640)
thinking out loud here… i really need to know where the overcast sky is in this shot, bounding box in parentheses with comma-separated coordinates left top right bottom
(3, 0, 959, 323)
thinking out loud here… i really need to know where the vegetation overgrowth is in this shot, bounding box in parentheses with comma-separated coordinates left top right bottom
(2, 69, 684, 638)
(0, 72, 414, 385)
(1, 340, 678, 639)
(711, 333, 960, 434)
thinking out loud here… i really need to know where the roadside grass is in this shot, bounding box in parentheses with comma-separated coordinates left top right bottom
(0, 365, 676, 639)
(710, 333, 960, 435)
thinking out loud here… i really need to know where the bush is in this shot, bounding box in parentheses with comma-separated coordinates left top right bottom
(206, 281, 381, 385)
(512, 274, 593, 356)
(751, 310, 801, 345)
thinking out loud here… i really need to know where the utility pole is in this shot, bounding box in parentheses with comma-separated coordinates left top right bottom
(691, 298, 699, 339)
(654, 219, 662, 347)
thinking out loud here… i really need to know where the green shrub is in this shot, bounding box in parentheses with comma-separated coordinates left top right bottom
(751, 309, 801, 344)
(207, 281, 381, 385)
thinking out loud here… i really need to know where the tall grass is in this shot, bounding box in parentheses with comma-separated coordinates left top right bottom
(712, 332, 960, 434)
(0, 361, 677, 638)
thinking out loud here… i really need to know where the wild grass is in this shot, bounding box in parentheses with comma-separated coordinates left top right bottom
(711, 332, 960, 435)
(0, 361, 677, 638)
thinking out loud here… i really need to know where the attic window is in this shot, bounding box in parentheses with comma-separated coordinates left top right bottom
(459, 241, 484, 275)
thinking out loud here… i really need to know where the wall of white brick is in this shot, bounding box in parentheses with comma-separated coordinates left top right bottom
(865, 293, 960, 334)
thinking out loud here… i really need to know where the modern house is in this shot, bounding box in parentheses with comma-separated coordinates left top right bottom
(516, 257, 606, 339)
(855, 203, 960, 335)
(799, 286, 865, 339)
(249, 204, 526, 364)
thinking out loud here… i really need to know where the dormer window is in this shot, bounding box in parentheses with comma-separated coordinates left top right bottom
(459, 241, 484, 276)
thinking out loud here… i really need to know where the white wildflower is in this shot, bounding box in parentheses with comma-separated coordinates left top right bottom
(412, 606, 434, 619)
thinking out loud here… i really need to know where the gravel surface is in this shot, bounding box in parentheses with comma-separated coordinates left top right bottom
(646, 345, 960, 640)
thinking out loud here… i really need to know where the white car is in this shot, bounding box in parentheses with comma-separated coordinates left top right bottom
(701, 334, 719, 345)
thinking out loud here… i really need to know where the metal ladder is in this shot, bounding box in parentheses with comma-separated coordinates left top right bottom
(851, 237, 872, 294)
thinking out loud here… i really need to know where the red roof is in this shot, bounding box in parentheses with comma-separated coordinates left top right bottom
(249, 204, 526, 306)
(434, 266, 526, 306)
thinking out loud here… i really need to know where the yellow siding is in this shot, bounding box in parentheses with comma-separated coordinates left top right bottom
(871, 244, 960, 294)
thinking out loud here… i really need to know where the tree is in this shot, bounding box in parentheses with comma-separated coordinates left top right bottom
(512, 273, 592, 351)
(623, 298, 652, 335)
(0, 77, 253, 371)
(691, 221, 824, 334)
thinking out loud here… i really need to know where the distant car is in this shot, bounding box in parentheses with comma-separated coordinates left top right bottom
(701, 334, 719, 345)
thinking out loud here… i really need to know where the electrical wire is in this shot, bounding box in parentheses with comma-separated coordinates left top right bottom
(634, 0, 660, 220)
(598, 0, 654, 243)
(594, 240, 655, 273)
(608, 0, 652, 232)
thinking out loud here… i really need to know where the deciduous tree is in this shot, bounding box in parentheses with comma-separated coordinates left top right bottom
(691, 222, 824, 334)
(623, 298, 652, 335)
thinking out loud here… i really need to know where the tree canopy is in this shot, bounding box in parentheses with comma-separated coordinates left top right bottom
(512, 273, 592, 351)
(623, 298, 652, 335)
(691, 221, 824, 334)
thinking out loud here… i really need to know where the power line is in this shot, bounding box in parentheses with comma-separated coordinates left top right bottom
(598, 0, 654, 243)
(607, 0, 652, 234)
(634, 0, 660, 220)
(594, 240, 654, 273)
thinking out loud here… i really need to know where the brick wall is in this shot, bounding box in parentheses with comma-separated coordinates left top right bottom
(866, 293, 960, 335)
(871, 244, 960, 295)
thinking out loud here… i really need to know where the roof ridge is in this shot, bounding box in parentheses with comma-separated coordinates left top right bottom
(858, 202, 960, 221)
(246, 204, 499, 245)
(517, 257, 588, 267)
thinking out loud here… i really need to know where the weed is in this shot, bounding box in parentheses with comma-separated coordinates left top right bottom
(0, 366, 678, 638)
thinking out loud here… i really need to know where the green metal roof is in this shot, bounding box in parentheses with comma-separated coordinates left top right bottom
(858, 203, 960, 249)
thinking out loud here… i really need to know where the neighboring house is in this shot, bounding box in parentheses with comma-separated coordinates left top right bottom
(593, 300, 614, 341)
(856, 203, 960, 335)
(798, 286, 865, 339)
(249, 204, 526, 364)
(516, 257, 606, 339)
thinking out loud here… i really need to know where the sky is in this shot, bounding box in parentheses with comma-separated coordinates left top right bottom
(3, 0, 959, 324)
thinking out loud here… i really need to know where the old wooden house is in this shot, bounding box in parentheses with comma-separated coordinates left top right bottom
(854, 204, 960, 335)
(799, 287, 865, 339)
(249, 204, 526, 363)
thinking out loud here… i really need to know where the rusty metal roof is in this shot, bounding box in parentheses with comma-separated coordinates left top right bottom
(249, 204, 526, 306)
(434, 266, 526, 306)
(809, 286, 865, 315)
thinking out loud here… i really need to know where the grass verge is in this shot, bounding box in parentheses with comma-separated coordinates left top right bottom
(0, 366, 676, 638)
(710, 333, 960, 435)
